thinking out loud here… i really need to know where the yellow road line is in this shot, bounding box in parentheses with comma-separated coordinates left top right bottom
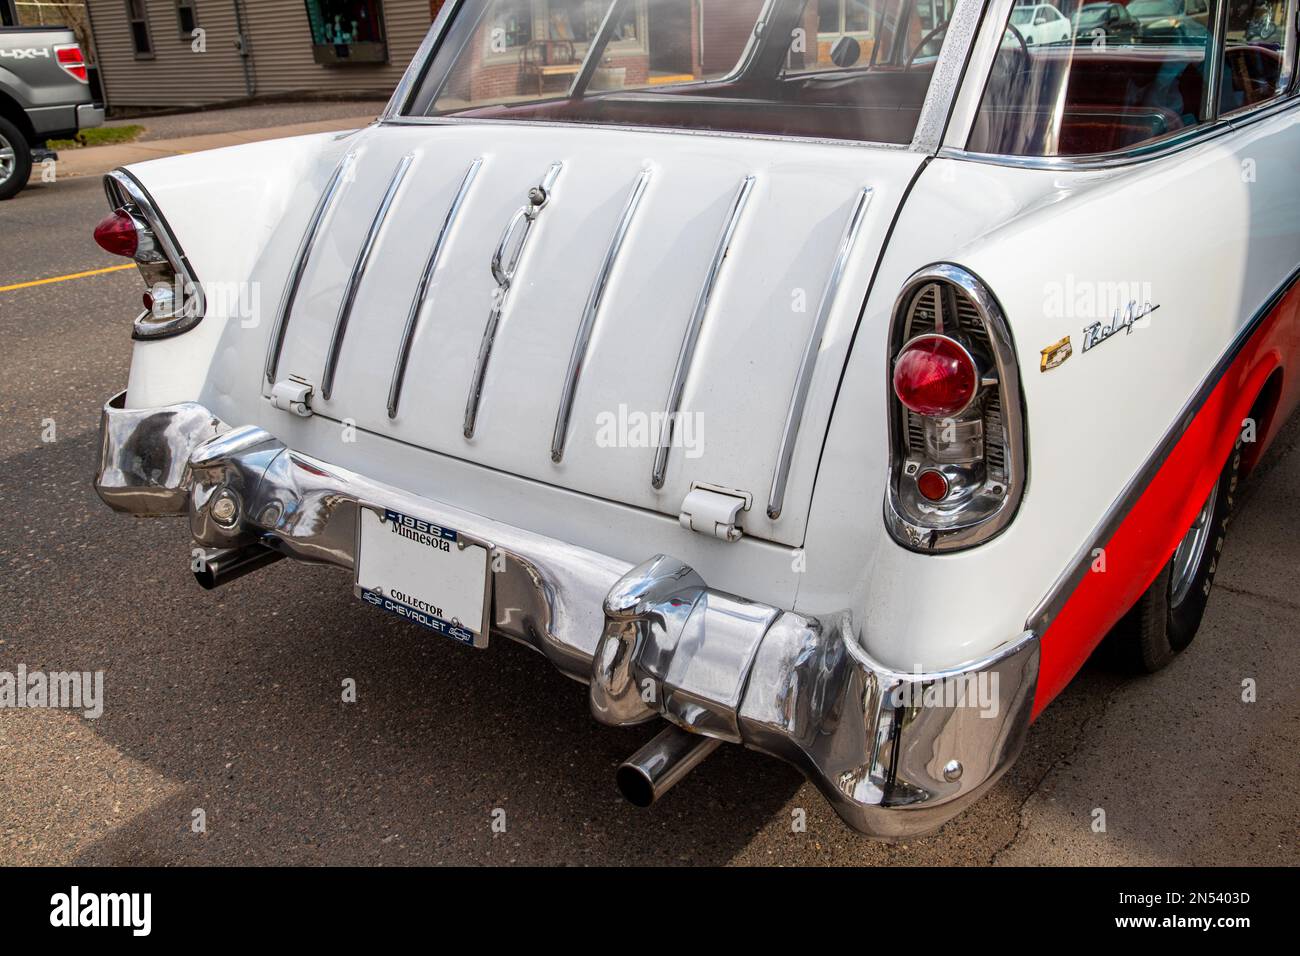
(0, 263, 136, 293)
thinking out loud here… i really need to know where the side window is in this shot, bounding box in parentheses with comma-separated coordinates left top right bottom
(126, 0, 154, 58)
(1220, 0, 1296, 114)
(176, 0, 199, 39)
(969, 0, 1223, 156)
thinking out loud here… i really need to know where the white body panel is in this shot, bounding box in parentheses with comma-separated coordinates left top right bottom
(116, 42, 1300, 673)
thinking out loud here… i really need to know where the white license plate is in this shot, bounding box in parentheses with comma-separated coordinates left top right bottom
(354, 505, 491, 648)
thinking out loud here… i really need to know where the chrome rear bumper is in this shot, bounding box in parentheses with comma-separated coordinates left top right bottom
(95, 391, 1039, 839)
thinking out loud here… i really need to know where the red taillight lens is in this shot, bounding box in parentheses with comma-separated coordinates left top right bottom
(93, 209, 140, 258)
(55, 44, 88, 83)
(916, 469, 950, 502)
(892, 334, 978, 418)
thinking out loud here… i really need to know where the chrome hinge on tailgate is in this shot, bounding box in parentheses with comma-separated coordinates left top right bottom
(679, 483, 752, 543)
(271, 378, 314, 418)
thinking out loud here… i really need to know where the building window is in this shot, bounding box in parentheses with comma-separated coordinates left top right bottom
(492, 0, 534, 48)
(484, 1, 643, 62)
(304, 0, 389, 65)
(176, 0, 199, 38)
(126, 0, 154, 58)
(817, 0, 875, 34)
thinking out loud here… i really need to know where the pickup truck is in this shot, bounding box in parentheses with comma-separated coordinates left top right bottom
(0, 25, 103, 200)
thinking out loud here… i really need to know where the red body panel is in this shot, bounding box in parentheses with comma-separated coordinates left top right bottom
(1033, 277, 1300, 717)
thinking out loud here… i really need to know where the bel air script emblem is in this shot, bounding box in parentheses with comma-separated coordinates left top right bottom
(1081, 301, 1161, 354)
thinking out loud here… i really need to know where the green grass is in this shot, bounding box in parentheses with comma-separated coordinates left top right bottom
(47, 124, 145, 150)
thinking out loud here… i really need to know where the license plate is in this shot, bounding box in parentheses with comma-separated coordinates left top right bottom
(353, 505, 491, 648)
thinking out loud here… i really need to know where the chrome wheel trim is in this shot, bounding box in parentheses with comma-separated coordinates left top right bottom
(0, 132, 15, 187)
(1170, 481, 1219, 609)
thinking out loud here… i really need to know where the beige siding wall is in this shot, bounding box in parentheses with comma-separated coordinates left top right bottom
(246, 1, 430, 99)
(89, 0, 434, 109)
(88, 0, 249, 108)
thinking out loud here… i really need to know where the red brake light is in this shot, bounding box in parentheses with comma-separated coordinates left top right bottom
(55, 44, 88, 83)
(94, 209, 140, 258)
(892, 334, 978, 418)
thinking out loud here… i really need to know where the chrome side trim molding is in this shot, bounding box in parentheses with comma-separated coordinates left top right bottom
(387, 157, 483, 419)
(551, 167, 652, 463)
(651, 174, 756, 489)
(766, 187, 873, 520)
(321, 153, 415, 401)
(464, 161, 564, 440)
(264, 151, 355, 385)
(1027, 263, 1300, 636)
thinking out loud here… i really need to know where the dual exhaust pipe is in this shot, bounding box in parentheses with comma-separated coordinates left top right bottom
(190, 546, 719, 804)
(193, 544, 284, 591)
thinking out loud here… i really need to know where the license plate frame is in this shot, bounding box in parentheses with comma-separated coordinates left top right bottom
(353, 503, 493, 649)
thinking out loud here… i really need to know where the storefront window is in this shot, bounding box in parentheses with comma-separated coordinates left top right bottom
(486, 0, 641, 59)
(304, 0, 388, 65)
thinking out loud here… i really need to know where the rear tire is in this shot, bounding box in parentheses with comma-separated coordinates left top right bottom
(0, 115, 33, 201)
(1102, 430, 1241, 673)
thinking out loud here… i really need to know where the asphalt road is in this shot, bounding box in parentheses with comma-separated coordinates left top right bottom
(1, 173, 1297, 866)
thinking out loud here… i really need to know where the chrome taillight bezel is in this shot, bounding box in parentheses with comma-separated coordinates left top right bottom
(104, 168, 206, 340)
(885, 263, 1027, 552)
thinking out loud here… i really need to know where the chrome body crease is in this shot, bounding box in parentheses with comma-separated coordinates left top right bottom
(322, 152, 415, 401)
(651, 174, 756, 489)
(464, 161, 564, 440)
(551, 166, 652, 463)
(767, 186, 873, 520)
(264, 151, 355, 385)
(388, 156, 484, 419)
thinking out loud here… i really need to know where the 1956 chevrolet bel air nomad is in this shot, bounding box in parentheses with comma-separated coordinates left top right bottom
(91, 0, 1300, 838)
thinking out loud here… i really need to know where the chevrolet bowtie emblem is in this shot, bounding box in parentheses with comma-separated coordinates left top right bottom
(1040, 335, 1073, 372)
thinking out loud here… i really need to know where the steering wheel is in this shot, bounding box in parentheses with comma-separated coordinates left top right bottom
(904, 21, 949, 71)
(994, 23, 1031, 78)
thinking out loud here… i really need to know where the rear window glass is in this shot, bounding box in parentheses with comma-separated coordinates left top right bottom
(403, 0, 959, 145)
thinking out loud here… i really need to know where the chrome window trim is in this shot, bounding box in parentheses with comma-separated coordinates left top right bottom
(264, 151, 356, 385)
(321, 153, 415, 402)
(380, 113, 916, 151)
(911, 0, 994, 153)
(551, 166, 653, 463)
(381, 0, 464, 120)
(1027, 263, 1300, 636)
(767, 186, 874, 520)
(940, 0, 1017, 151)
(104, 168, 207, 341)
(884, 263, 1028, 553)
(388, 156, 484, 419)
(651, 174, 757, 490)
(1205, 0, 1231, 123)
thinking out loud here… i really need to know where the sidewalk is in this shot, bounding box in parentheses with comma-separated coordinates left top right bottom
(55, 114, 376, 179)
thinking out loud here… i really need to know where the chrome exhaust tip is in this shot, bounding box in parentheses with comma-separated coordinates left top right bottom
(616, 725, 722, 808)
(194, 545, 284, 591)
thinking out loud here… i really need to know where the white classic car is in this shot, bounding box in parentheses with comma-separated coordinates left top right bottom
(92, 0, 1300, 838)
